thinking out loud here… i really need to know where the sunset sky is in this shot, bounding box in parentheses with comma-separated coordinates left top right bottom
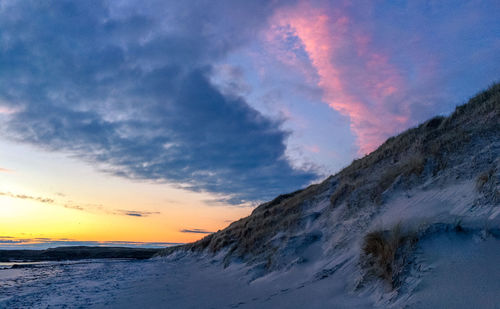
(1, 0, 499, 248)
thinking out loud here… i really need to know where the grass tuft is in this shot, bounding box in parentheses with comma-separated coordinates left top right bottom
(476, 169, 494, 192)
(361, 225, 417, 287)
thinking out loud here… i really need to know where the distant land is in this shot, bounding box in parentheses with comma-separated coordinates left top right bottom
(0, 246, 161, 262)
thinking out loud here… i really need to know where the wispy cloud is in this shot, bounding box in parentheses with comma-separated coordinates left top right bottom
(180, 228, 213, 234)
(117, 210, 161, 217)
(0, 190, 159, 218)
(0, 191, 54, 204)
(0, 167, 12, 173)
(268, 2, 409, 154)
(0, 105, 19, 115)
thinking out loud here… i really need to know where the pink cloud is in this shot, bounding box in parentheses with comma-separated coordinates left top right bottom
(0, 105, 19, 115)
(268, 2, 411, 154)
(305, 144, 320, 153)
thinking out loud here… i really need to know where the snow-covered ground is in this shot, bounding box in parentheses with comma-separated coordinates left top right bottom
(2, 227, 500, 309)
(0, 256, 369, 308)
(0, 259, 141, 308)
(401, 233, 500, 309)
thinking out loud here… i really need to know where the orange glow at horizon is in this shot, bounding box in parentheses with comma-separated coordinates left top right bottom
(0, 192, 250, 245)
(0, 141, 253, 246)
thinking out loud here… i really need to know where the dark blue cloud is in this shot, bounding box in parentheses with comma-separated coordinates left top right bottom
(180, 229, 213, 234)
(0, 0, 313, 203)
(118, 210, 160, 217)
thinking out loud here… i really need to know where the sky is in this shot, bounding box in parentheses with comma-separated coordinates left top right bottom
(0, 0, 499, 249)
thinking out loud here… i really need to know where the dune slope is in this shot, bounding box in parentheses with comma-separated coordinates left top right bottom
(158, 83, 500, 307)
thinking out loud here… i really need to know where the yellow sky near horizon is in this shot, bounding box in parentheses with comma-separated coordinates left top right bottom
(0, 139, 253, 245)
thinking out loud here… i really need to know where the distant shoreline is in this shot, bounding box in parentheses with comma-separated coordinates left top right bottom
(0, 246, 161, 262)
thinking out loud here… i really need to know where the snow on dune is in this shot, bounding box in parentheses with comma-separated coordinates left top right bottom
(402, 233, 500, 309)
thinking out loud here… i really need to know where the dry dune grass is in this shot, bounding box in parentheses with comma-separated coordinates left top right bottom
(184, 178, 333, 264)
(361, 225, 417, 287)
(476, 168, 495, 191)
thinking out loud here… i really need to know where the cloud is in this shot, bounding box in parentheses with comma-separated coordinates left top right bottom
(268, 2, 409, 154)
(267, 1, 500, 155)
(180, 228, 213, 234)
(0, 105, 18, 115)
(0, 190, 96, 211)
(125, 213, 142, 217)
(0, 0, 316, 204)
(0, 191, 55, 204)
(0, 167, 12, 173)
(0, 239, 23, 244)
(117, 210, 161, 217)
(0, 190, 158, 218)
